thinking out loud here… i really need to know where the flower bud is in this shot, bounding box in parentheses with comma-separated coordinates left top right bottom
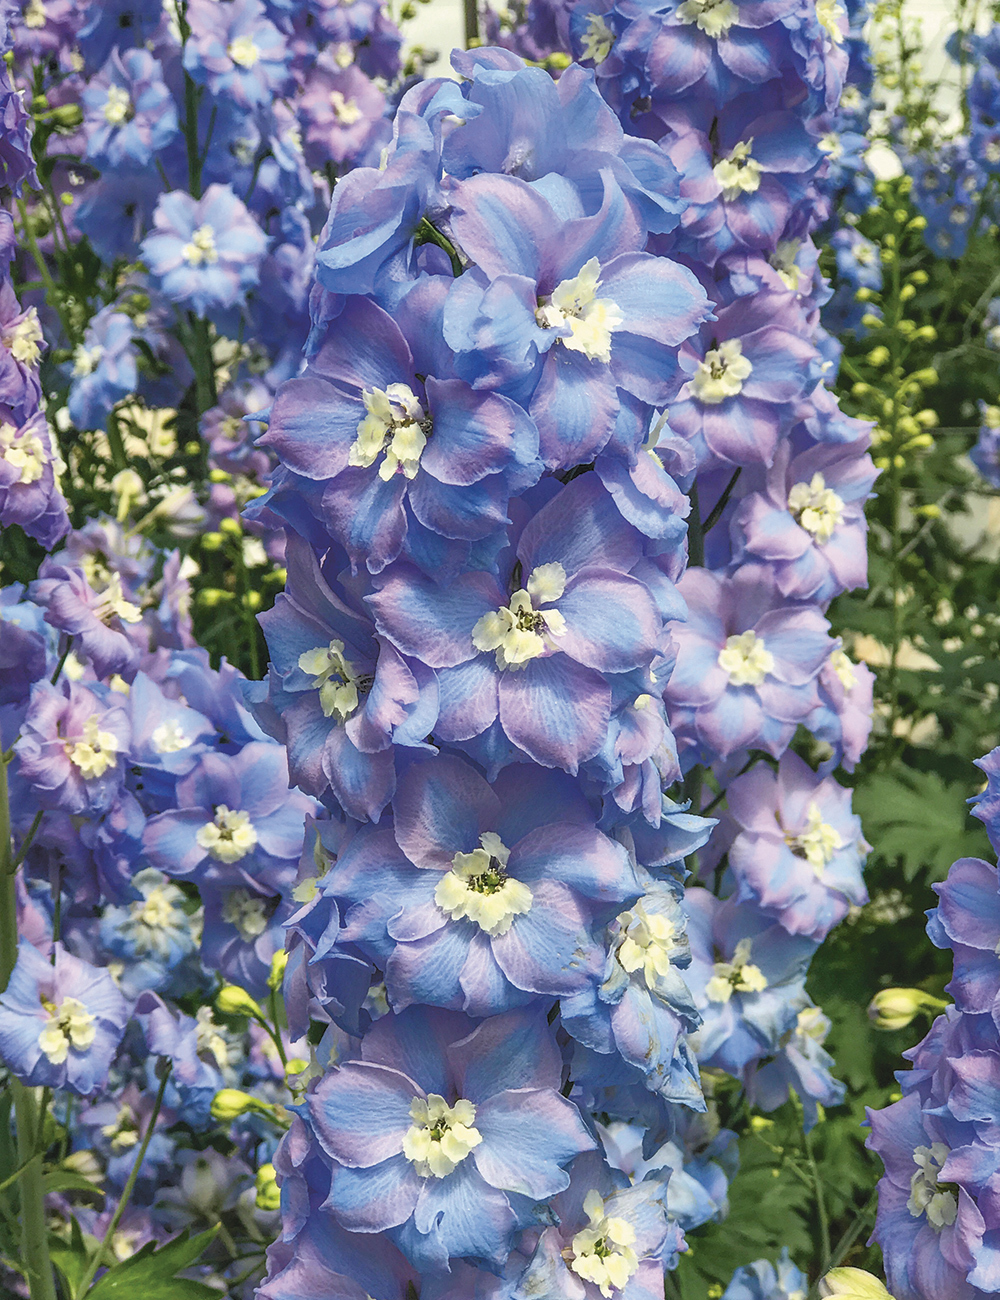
(819, 1266, 894, 1298)
(268, 949, 288, 991)
(216, 984, 263, 1018)
(211, 1089, 259, 1121)
(255, 1163, 280, 1212)
(868, 987, 947, 1030)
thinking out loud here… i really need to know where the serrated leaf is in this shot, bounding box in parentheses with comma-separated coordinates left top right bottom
(853, 768, 989, 882)
(85, 1225, 220, 1299)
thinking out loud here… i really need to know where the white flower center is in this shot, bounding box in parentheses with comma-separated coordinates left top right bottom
(151, 720, 193, 754)
(101, 1105, 141, 1152)
(830, 647, 855, 690)
(72, 343, 104, 378)
(65, 715, 119, 779)
(222, 888, 269, 941)
(434, 832, 533, 938)
(787, 472, 845, 544)
(5, 309, 44, 366)
(24, 0, 47, 29)
(581, 13, 615, 62)
(675, 0, 738, 37)
(103, 85, 132, 126)
(717, 630, 774, 687)
(690, 337, 753, 404)
(770, 239, 803, 292)
(228, 35, 261, 68)
(182, 224, 219, 267)
(196, 806, 258, 864)
(402, 1094, 482, 1178)
(329, 90, 363, 125)
(713, 140, 762, 201)
(38, 995, 97, 1064)
(816, 0, 845, 43)
(95, 572, 143, 626)
(705, 937, 768, 1003)
(349, 383, 430, 481)
(297, 640, 366, 720)
(536, 258, 624, 364)
(785, 801, 843, 875)
(819, 131, 843, 160)
(616, 902, 678, 986)
(569, 1190, 639, 1299)
(471, 563, 568, 669)
(196, 1006, 230, 1069)
(908, 1143, 958, 1230)
(0, 420, 46, 485)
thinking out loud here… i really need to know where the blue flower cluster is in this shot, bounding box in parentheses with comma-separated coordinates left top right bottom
(236, 16, 876, 1295)
(866, 744, 1000, 1300)
(0, 0, 882, 1293)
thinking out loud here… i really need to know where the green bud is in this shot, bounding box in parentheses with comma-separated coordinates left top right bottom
(255, 1163, 280, 1212)
(868, 987, 947, 1031)
(216, 984, 263, 1018)
(268, 949, 288, 991)
(210, 1089, 259, 1121)
(819, 1267, 895, 1299)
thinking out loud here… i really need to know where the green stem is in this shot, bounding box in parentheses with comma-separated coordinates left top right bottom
(805, 1126, 831, 1277)
(687, 480, 704, 568)
(73, 1062, 172, 1300)
(0, 759, 57, 1300)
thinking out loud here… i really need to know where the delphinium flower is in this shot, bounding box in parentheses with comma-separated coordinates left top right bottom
(75, 0, 164, 70)
(296, 55, 387, 169)
(15, 678, 130, 815)
(183, 0, 293, 110)
(970, 402, 1000, 489)
(31, 560, 144, 680)
(99, 868, 202, 997)
(81, 47, 178, 170)
(722, 1250, 809, 1300)
(66, 307, 140, 432)
(745, 1004, 845, 1130)
(721, 751, 869, 941)
(0, 941, 129, 1095)
(140, 185, 269, 317)
(307, 1006, 595, 1269)
(663, 565, 835, 763)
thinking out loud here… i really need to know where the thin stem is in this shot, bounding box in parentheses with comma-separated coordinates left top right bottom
(11, 810, 44, 874)
(73, 1062, 172, 1300)
(702, 468, 741, 534)
(0, 759, 56, 1300)
(463, 0, 480, 46)
(805, 1126, 831, 1277)
(687, 480, 704, 568)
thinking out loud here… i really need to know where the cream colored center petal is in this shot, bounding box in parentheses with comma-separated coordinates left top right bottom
(151, 720, 193, 754)
(298, 640, 362, 720)
(329, 90, 363, 125)
(705, 937, 768, 1003)
(536, 258, 624, 364)
(349, 383, 430, 481)
(675, 0, 738, 37)
(103, 85, 132, 125)
(908, 1143, 958, 1230)
(717, 629, 774, 687)
(228, 35, 261, 68)
(182, 224, 219, 267)
(689, 337, 753, 405)
(616, 902, 679, 985)
(568, 1190, 640, 1299)
(713, 140, 762, 201)
(38, 995, 97, 1064)
(5, 309, 44, 365)
(787, 472, 845, 544)
(196, 806, 258, 863)
(402, 1094, 482, 1178)
(434, 833, 532, 937)
(222, 888, 269, 941)
(580, 12, 615, 62)
(0, 420, 46, 485)
(471, 564, 568, 669)
(64, 715, 119, 779)
(785, 801, 843, 875)
(95, 572, 143, 625)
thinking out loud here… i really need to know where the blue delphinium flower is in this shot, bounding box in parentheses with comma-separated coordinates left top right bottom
(100, 868, 201, 998)
(722, 1249, 809, 1300)
(81, 47, 178, 171)
(0, 941, 129, 1095)
(307, 1005, 595, 1270)
(76, 0, 164, 70)
(141, 185, 269, 317)
(183, 0, 292, 109)
(66, 307, 140, 432)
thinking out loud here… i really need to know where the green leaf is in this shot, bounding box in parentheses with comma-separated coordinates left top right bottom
(41, 1170, 105, 1203)
(852, 767, 989, 882)
(50, 1216, 93, 1295)
(85, 1225, 221, 1299)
